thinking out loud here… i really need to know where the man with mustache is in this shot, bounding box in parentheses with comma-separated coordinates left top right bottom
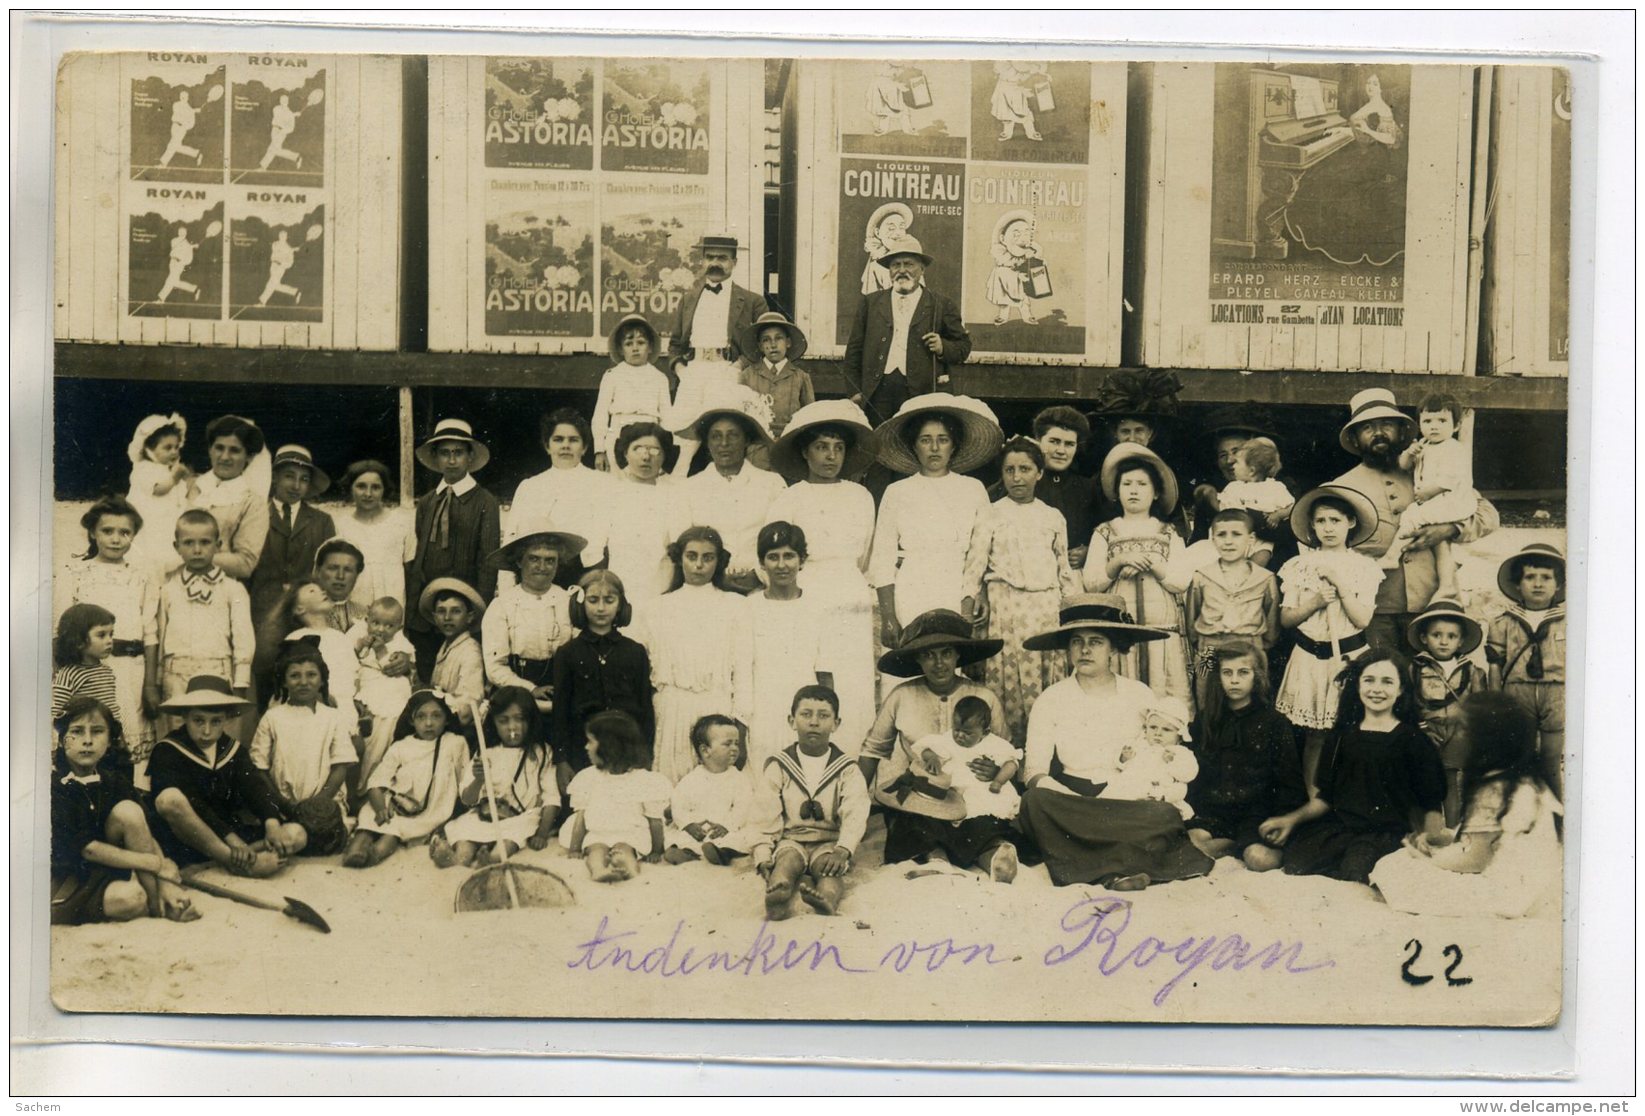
(1331, 388, 1497, 654)
(843, 236, 973, 426)
(664, 233, 769, 385)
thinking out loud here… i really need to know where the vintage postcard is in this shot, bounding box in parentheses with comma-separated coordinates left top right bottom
(41, 34, 1575, 1033)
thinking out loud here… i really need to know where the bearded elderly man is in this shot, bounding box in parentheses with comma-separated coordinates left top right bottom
(1332, 387, 1497, 654)
(843, 236, 974, 426)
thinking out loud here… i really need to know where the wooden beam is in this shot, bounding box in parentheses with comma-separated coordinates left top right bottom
(53, 341, 1570, 412)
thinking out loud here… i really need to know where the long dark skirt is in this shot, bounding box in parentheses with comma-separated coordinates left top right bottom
(1016, 788, 1214, 888)
(1280, 816, 1404, 884)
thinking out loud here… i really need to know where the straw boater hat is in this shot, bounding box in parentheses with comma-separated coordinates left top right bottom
(1338, 387, 1415, 454)
(740, 311, 808, 363)
(873, 392, 1004, 476)
(876, 609, 1004, 678)
(1100, 442, 1180, 516)
(416, 418, 491, 472)
(159, 675, 250, 713)
(1406, 598, 1485, 657)
(1496, 542, 1566, 606)
(269, 444, 330, 497)
(484, 528, 590, 574)
(1023, 593, 1171, 653)
(418, 577, 487, 624)
(692, 233, 739, 253)
(606, 312, 659, 362)
(127, 412, 187, 465)
(673, 384, 776, 448)
(768, 398, 875, 482)
(871, 763, 967, 822)
(874, 234, 934, 267)
(1289, 484, 1379, 549)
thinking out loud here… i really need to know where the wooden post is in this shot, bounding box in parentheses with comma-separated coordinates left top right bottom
(398, 385, 414, 509)
(1463, 66, 1495, 377)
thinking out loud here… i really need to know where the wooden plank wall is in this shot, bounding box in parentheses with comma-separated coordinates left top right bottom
(53, 52, 402, 350)
(1140, 63, 1476, 374)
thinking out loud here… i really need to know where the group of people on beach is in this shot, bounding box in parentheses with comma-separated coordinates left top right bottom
(49, 233, 1566, 930)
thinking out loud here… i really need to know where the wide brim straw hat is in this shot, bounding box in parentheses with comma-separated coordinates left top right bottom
(1339, 387, 1415, 454)
(673, 384, 776, 448)
(876, 609, 1004, 678)
(1099, 442, 1180, 516)
(873, 234, 934, 267)
(1405, 598, 1485, 658)
(866, 201, 913, 237)
(417, 577, 487, 624)
(739, 311, 808, 363)
(416, 418, 491, 472)
(768, 398, 875, 482)
(483, 528, 590, 574)
(992, 208, 1036, 245)
(159, 675, 250, 713)
(873, 392, 1004, 476)
(1496, 542, 1566, 606)
(606, 313, 660, 362)
(870, 770, 968, 822)
(1289, 484, 1380, 549)
(127, 412, 187, 466)
(1022, 593, 1172, 653)
(270, 444, 331, 497)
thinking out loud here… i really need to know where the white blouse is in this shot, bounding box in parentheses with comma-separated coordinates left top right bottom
(678, 463, 790, 576)
(508, 465, 612, 568)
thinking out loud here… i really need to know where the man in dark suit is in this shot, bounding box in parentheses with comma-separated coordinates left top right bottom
(842, 236, 973, 426)
(665, 233, 769, 383)
(248, 445, 336, 709)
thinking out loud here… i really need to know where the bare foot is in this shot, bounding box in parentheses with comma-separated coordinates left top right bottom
(160, 888, 201, 922)
(701, 842, 726, 866)
(242, 850, 285, 879)
(798, 879, 839, 916)
(1107, 873, 1151, 892)
(608, 846, 639, 880)
(988, 844, 1019, 884)
(429, 834, 456, 869)
(764, 880, 795, 921)
(663, 847, 699, 865)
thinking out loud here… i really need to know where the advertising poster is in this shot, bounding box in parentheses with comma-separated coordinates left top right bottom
(1549, 71, 1571, 362)
(834, 156, 966, 345)
(836, 60, 970, 160)
(599, 178, 711, 334)
(229, 61, 327, 187)
(228, 201, 325, 322)
(960, 163, 1087, 354)
(1208, 63, 1411, 324)
(483, 178, 596, 337)
(484, 57, 595, 171)
(126, 188, 225, 318)
(967, 61, 1093, 165)
(128, 58, 227, 183)
(600, 60, 712, 175)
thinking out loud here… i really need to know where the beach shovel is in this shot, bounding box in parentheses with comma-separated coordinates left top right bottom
(454, 701, 575, 913)
(177, 873, 331, 933)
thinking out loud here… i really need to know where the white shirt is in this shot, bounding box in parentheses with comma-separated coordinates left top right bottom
(679, 463, 789, 576)
(437, 473, 477, 498)
(690, 283, 731, 351)
(507, 465, 609, 568)
(883, 286, 924, 378)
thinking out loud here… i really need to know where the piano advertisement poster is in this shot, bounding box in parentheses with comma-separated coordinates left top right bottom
(1208, 63, 1412, 323)
(959, 163, 1088, 354)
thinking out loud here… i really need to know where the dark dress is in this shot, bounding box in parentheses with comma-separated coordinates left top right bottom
(147, 732, 290, 865)
(548, 628, 655, 772)
(50, 766, 141, 924)
(1282, 721, 1446, 883)
(1283, 122, 1410, 267)
(1186, 701, 1308, 852)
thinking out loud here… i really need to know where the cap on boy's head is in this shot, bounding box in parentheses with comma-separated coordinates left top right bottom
(415, 418, 491, 472)
(953, 694, 992, 728)
(269, 444, 331, 496)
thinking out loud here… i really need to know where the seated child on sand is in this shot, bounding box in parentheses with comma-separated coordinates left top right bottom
(665, 714, 759, 865)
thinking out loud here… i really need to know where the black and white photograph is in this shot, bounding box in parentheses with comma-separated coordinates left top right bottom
(17, 10, 1630, 1098)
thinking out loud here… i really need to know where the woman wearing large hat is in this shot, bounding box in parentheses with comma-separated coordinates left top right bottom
(858, 610, 1020, 879)
(1082, 442, 1196, 713)
(767, 398, 880, 747)
(480, 529, 587, 711)
(867, 393, 1003, 644)
(1015, 594, 1215, 889)
(674, 384, 788, 593)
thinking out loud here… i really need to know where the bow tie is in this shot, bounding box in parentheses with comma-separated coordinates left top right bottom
(704, 282, 723, 294)
(181, 567, 223, 603)
(60, 771, 101, 786)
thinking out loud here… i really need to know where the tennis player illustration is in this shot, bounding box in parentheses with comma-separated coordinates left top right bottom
(256, 228, 301, 306)
(155, 220, 221, 302)
(257, 87, 324, 172)
(160, 90, 200, 167)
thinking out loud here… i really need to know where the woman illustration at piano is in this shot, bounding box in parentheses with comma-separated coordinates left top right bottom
(1348, 73, 1405, 155)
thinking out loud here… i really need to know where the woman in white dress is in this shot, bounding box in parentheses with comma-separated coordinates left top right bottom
(602, 422, 678, 617)
(674, 386, 788, 595)
(507, 407, 611, 588)
(868, 393, 1002, 647)
(189, 414, 271, 582)
(331, 459, 413, 612)
(767, 399, 879, 749)
(745, 521, 831, 770)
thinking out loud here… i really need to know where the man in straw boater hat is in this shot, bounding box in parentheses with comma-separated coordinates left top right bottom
(858, 609, 1021, 877)
(1406, 596, 1487, 825)
(842, 234, 973, 427)
(1332, 387, 1497, 654)
(404, 418, 501, 679)
(148, 675, 305, 879)
(1484, 542, 1567, 798)
(664, 233, 769, 382)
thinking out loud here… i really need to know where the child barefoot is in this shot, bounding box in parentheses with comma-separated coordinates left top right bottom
(560, 710, 671, 882)
(1105, 697, 1200, 821)
(752, 686, 869, 919)
(51, 697, 198, 924)
(51, 604, 126, 762)
(665, 714, 758, 865)
(345, 689, 469, 868)
(352, 597, 416, 786)
(1385, 394, 1478, 599)
(249, 643, 358, 857)
(433, 687, 558, 868)
(905, 695, 1024, 882)
(1370, 692, 1563, 919)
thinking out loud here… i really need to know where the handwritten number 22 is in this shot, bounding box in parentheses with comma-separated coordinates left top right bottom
(1402, 939, 1471, 987)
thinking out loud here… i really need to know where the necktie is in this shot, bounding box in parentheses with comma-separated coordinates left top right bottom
(431, 486, 455, 549)
(281, 502, 293, 532)
(705, 282, 723, 294)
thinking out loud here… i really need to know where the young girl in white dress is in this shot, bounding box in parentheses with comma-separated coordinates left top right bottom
(125, 413, 195, 578)
(636, 526, 753, 783)
(432, 687, 558, 868)
(562, 710, 673, 882)
(345, 688, 469, 868)
(746, 522, 831, 769)
(1386, 393, 1478, 599)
